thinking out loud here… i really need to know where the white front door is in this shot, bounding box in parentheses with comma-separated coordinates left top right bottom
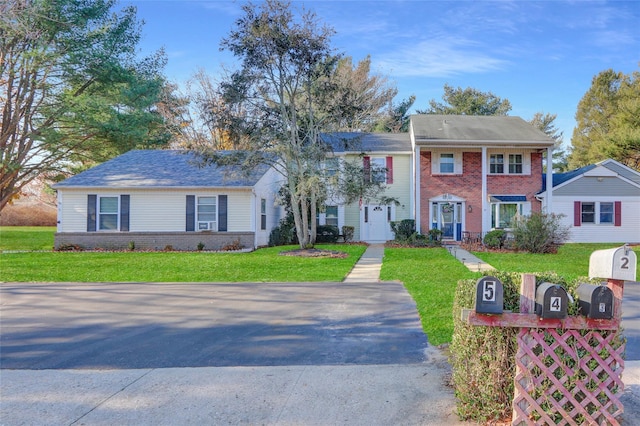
(362, 204, 390, 242)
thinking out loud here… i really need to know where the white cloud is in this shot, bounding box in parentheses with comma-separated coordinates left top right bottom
(375, 37, 510, 78)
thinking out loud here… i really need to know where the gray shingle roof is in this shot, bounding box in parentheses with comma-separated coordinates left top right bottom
(410, 115, 555, 146)
(54, 150, 272, 189)
(321, 132, 412, 153)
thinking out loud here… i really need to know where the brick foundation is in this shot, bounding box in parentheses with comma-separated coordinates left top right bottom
(54, 232, 255, 251)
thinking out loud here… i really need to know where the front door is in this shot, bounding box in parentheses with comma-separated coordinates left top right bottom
(438, 202, 456, 239)
(363, 204, 389, 242)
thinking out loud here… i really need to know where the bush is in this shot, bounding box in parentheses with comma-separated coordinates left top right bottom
(269, 215, 295, 246)
(316, 225, 339, 243)
(341, 226, 354, 243)
(450, 272, 614, 423)
(390, 219, 415, 241)
(483, 229, 506, 249)
(428, 228, 442, 242)
(512, 213, 570, 253)
(222, 239, 243, 251)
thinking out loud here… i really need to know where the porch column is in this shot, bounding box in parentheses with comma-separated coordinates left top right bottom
(546, 146, 553, 214)
(414, 146, 421, 232)
(481, 146, 489, 234)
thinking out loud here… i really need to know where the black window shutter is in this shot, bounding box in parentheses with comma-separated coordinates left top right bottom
(87, 194, 97, 232)
(186, 195, 195, 232)
(120, 195, 130, 231)
(218, 195, 228, 232)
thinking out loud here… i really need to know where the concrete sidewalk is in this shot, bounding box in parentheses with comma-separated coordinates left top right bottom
(343, 243, 385, 282)
(444, 244, 495, 272)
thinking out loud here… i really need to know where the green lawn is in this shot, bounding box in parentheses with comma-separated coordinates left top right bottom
(380, 248, 479, 345)
(0, 244, 367, 282)
(473, 243, 640, 282)
(0, 226, 56, 251)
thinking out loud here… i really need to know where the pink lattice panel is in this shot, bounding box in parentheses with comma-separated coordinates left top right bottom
(512, 328, 625, 425)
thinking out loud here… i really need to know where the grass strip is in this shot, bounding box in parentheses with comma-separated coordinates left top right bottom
(0, 244, 367, 283)
(381, 247, 479, 345)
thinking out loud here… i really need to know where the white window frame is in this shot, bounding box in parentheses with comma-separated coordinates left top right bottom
(490, 154, 504, 174)
(197, 196, 217, 231)
(439, 153, 454, 174)
(489, 152, 529, 175)
(581, 201, 614, 225)
(260, 198, 267, 230)
(509, 154, 523, 174)
(432, 151, 462, 175)
(98, 195, 119, 231)
(491, 202, 528, 229)
(370, 157, 387, 183)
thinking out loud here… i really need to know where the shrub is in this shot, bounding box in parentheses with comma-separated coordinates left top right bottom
(222, 239, 243, 251)
(450, 272, 604, 423)
(269, 215, 295, 246)
(341, 226, 354, 243)
(390, 219, 415, 241)
(428, 228, 442, 242)
(512, 213, 570, 254)
(128, 241, 135, 251)
(316, 225, 339, 243)
(483, 229, 506, 249)
(197, 242, 205, 251)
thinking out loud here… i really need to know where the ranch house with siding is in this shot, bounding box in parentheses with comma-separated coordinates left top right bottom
(53, 150, 284, 251)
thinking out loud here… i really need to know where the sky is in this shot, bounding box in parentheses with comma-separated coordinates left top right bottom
(122, 0, 640, 149)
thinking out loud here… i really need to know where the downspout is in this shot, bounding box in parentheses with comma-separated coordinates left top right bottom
(414, 146, 421, 232)
(546, 146, 554, 214)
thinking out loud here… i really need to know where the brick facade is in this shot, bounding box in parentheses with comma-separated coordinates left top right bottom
(54, 231, 255, 251)
(419, 151, 543, 235)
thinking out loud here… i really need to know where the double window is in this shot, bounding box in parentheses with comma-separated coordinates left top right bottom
(490, 153, 525, 174)
(579, 202, 615, 225)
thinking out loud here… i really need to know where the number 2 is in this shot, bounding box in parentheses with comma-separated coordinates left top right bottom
(621, 257, 629, 270)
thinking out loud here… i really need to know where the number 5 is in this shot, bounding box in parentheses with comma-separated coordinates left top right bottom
(483, 281, 495, 302)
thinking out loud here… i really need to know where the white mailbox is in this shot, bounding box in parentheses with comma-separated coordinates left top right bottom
(589, 245, 637, 281)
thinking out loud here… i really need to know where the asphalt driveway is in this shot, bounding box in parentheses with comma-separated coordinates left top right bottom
(0, 281, 428, 370)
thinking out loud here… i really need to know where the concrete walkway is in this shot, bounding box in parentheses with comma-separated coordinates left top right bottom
(343, 243, 385, 282)
(443, 244, 495, 272)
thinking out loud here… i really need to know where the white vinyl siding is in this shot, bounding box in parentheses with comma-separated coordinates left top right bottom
(552, 196, 640, 243)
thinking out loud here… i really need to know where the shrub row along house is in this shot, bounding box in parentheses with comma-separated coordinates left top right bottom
(53, 115, 640, 250)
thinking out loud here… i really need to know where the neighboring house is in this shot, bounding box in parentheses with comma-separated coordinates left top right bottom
(321, 132, 413, 243)
(53, 150, 284, 251)
(410, 115, 555, 242)
(537, 159, 640, 243)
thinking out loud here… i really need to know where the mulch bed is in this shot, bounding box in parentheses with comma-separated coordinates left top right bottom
(279, 248, 349, 258)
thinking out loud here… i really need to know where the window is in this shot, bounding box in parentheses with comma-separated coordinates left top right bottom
(370, 157, 386, 183)
(325, 206, 338, 227)
(99, 196, 119, 230)
(324, 157, 339, 177)
(575, 201, 618, 226)
(490, 154, 504, 174)
(440, 153, 454, 173)
(600, 202, 614, 224)
(197, 196, 217, 230)
(581, 202, 595, 224)
(491, 203, 522, 228)
(260, 198, 267, 230)
(509, 154, 523, 174)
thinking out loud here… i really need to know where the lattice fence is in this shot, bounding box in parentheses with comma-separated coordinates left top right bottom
(512, 327, 625, 425)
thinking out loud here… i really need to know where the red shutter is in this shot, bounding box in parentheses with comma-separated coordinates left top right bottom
(614, 201, 622, 226)
(574, 201, 581, 227)
(363, 156, 371, 182)
(386, 156, 393, 184)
